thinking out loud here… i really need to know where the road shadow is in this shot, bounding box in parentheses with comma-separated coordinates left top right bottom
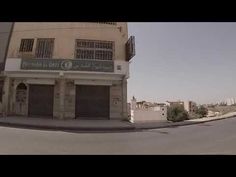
(197, 124, 212, 127)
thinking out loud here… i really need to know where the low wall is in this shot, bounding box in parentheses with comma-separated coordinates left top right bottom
(129, 99, 167, 123)
(131, 109, 167, 122)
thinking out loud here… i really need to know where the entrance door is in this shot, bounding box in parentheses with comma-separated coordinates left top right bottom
(76, 85, 110, 119)
(28, 84, 54, 117)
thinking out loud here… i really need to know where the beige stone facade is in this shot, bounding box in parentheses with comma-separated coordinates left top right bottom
(1, 22, 132, 120)
(7, 22, 128, 60)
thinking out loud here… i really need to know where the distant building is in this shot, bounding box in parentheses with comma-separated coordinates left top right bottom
(226, 98, 231, 105)
(217, 101, 227, 106)
(184, 100, 197, 113)
(226, 98, 236, 106)
(165, 101, 184, 107)
(166, 100, 197, 113)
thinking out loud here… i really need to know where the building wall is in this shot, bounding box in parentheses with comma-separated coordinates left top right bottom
(0, 23, 13, 112)
(64, 80, 76, 119)
(226, 98, 236, 106)
(0, 22, 13, 70)
(7, 22, 128, 60)
(184, 101, 197, 113)
(110, 81, 123, 118)
(130, 98, 167, 122)
(166, 101, 184, 108)
(53, 79, 76, 119)
(53, 79, 61, 119)
(3, 22, 129, 120)
(5, 77, 124, 119)
(226, 99, 231, 105)
(131, 108, 167, 122)
(11, 79, 28, 116)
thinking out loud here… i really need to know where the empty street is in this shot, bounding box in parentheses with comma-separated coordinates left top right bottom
(0, 117, 236, 154)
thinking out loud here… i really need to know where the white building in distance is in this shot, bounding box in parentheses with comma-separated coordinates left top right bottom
(226, 98, 236, 106)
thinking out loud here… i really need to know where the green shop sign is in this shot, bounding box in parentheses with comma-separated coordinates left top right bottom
(21, 59, 114, 72)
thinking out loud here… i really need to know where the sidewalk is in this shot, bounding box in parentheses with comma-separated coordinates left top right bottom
(0, 112, 235, 132)
(134, 112, 236, 129)
(0, 117, 135, 131)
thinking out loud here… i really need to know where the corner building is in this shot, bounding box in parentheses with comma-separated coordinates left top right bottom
(2, 22, 133, 120)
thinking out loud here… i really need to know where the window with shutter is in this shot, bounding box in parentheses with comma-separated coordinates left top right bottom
(35, 38, 54, 59)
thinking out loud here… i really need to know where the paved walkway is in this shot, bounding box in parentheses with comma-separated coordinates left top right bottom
(0, 117, 135, 131)
(134, 112, 236, 129)
(0, 112, 235, 132)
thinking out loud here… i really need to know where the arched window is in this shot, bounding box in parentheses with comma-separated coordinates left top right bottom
(17, 83, 27, 90)
(16, 83, 27, 103)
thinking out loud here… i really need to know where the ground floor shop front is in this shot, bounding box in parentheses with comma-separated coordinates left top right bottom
(1, 76, 128, 120)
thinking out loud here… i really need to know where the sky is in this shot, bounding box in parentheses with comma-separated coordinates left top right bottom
(127, 22, 236, 104)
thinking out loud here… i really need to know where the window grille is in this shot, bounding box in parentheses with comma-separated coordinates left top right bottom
(75, 39, 114, 60)
(35, 38, 54, 58)
(19, 39, 34, 52)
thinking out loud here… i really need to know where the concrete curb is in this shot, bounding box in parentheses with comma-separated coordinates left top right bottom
(0, 121, 136, 132)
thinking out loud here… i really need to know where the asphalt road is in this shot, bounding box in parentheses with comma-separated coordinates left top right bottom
(1, 117, 236, 154)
